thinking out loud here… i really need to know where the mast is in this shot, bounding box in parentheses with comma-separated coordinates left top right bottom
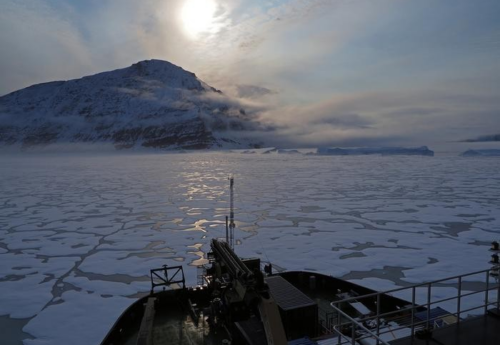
(229, 176, 235, 250)
(225, 216, 229, 245)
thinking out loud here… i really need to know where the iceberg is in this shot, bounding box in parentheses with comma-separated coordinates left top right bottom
(276, 149, 301, 154)
(262, 148, 278, 154)
(460, 149, 500, 157)
(316, 146, 434, 156)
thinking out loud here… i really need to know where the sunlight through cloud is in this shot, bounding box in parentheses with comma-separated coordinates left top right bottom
(180, 0, 217, 39)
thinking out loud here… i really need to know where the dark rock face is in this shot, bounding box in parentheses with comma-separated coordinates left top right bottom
(0, 60, 263, 150)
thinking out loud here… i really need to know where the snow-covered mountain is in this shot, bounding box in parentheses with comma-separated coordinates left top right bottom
(0, 60, 264, 150)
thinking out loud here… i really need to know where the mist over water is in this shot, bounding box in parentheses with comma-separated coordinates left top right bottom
(1, 152, 499, 344)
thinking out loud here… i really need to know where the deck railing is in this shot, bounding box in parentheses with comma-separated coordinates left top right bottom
(328, 267, 500, 345)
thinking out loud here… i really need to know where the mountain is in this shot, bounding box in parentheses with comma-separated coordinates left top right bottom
(0, 60, 265, 150)
(462, 134, 500, 142)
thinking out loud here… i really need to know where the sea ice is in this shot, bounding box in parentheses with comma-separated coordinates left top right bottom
(0, 275, 54, 318)
(0, 152, 498, 345)
(22, 291, 132, 345)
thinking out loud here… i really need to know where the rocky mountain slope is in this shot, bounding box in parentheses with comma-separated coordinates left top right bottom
(0, 60, 264, 150)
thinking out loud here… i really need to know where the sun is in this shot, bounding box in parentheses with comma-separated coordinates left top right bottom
(180, 0, 217, 38)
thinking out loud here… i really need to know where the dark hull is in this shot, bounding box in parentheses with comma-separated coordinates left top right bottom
(101, 271, 413, 345)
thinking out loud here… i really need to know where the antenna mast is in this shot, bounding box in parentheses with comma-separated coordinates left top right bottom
(229, 176, 235, 250)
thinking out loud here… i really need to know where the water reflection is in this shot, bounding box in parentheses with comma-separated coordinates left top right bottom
(188, 243, 208, 266)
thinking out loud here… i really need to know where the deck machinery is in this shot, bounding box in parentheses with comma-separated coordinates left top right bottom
(138, 238, 320, 345)
(140, 177, 319, 345)
(205, 239, 292, 345)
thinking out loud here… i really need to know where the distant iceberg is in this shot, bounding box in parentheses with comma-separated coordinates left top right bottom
(276, 149, 301, 154)
(262, 148, 278, 154)
(237, 148, 303, 154)
(316, 146, 434, 156)
(461, 149, 500, 157)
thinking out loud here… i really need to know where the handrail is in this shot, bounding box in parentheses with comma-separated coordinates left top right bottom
(332, 268, 495, 305)
(329, 267, 500, 344)
(331, 306, 391, 345)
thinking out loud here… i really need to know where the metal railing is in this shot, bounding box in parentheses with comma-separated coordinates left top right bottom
(328, 267, 500, 345)
(150, 265, 186, 294)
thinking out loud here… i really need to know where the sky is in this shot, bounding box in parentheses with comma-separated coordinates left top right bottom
(1, 0, 499, 147)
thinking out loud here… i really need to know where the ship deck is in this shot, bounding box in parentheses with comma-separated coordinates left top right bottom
(390, 309, 500, 345)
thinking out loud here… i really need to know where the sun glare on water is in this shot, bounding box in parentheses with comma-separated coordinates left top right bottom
(181, 0, 217, 38)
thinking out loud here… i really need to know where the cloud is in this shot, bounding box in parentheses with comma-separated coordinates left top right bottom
(383, 107, 446, 118)
(461, 133, 500, 142)
(235, 85, 278, 99)
(252, 87, 500, 147)
(192, 88, 266, 115)
(0, 0, 363, 98)
(183, 0, 345, 96)
(0, 0, 229, 95)
(0, 0, 92, 95)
